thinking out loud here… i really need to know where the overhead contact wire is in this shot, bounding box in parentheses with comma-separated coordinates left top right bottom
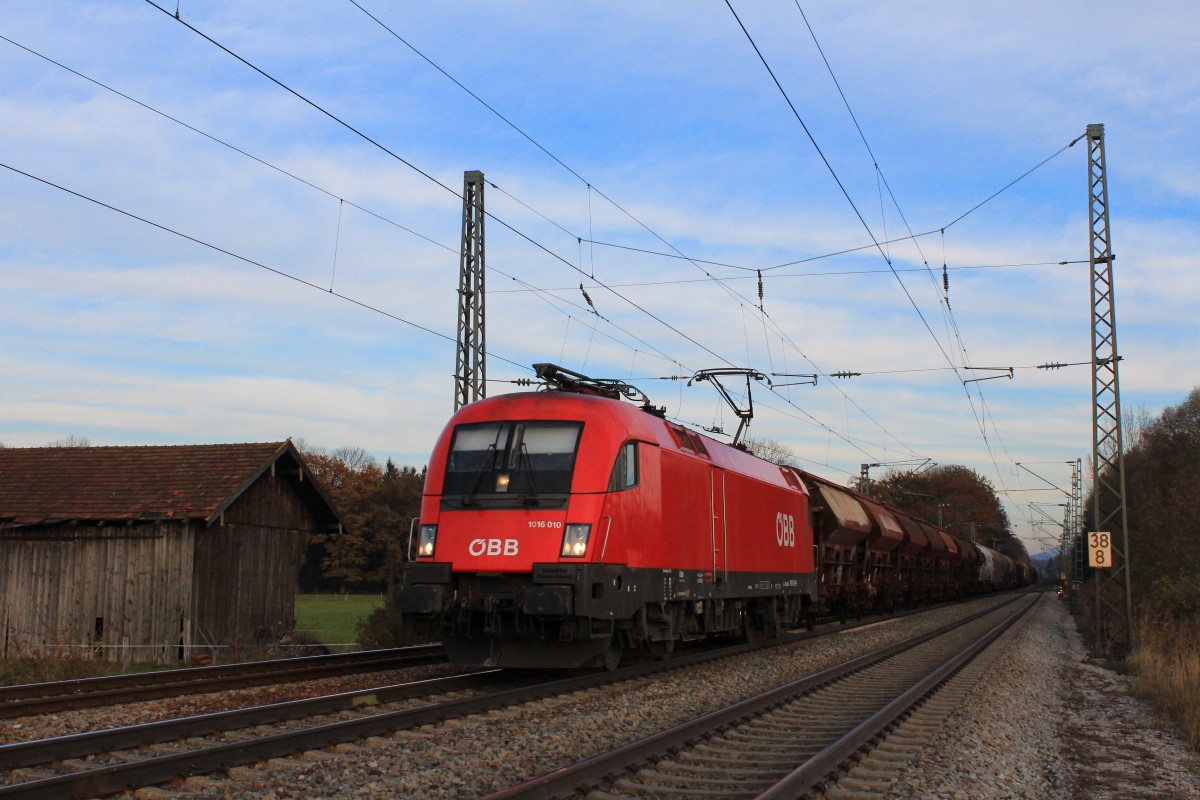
(0, 160, 531, 371)
(143, 1, 734, 373)
(347, 0, 933, 462)
(0, 31, 679, 373)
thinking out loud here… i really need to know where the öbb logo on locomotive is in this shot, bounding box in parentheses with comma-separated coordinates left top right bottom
(775, 512, 796, 547)
(467, 538, 519, 557)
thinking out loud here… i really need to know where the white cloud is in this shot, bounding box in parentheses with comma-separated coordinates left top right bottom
(1, 1, 1197, 554)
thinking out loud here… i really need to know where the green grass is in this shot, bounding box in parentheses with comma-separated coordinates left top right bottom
(294, 594, 385, 651)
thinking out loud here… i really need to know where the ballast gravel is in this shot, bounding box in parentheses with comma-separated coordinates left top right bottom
(7, 594, 1198, 799)
(0, 662, 468, 746)
(886, 595, 1200, 799)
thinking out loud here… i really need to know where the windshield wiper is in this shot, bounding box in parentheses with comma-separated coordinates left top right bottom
(516, 442, 540, 506)
(461, 434, 502, 506)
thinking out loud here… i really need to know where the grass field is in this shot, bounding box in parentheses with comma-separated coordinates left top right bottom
(294, 594, 385, 651)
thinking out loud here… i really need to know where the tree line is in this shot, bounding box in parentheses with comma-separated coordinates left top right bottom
(1105, 386, 1200, 615)
(299, 445, 424, 594)
(741, 436, 1027, 561)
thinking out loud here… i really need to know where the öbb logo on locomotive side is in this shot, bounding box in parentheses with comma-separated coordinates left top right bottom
(468, 538, 519, 557)
(775, 512, 795, 547)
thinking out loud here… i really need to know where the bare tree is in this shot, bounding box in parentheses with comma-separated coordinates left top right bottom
(740, 436, 799, 467)
(46, 434, 91, 447)
(331, 445, 379, 473)
(1123, 402, 1152, 453)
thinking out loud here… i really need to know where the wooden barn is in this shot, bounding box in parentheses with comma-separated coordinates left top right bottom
(0, 441, 345, 664)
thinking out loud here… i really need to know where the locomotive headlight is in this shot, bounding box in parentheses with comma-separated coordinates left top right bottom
(416, 524, 438, 558)
(560, 523, 592, 558)
(495, 474, 511, 492)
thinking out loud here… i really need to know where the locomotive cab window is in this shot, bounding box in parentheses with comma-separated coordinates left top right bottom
(443, 420, 582, 509)
(607, 441, 639, 492)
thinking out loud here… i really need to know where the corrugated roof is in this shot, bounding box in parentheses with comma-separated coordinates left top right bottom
(0, 441, 323, 526)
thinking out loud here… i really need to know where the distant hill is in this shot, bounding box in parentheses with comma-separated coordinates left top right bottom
(1029, 551, 1057, 582)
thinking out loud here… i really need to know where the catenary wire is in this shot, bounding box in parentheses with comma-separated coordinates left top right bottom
(0, 160, 534, 371)
(143, 0, 746, 374)
(0, 31, 680, 372)
(790, 1, 1017, 498)
(725, 0, 960, 374)
(153, 1, 920, 465)
(489, 260, 1085, 293)
(733, 2, 1079, 537)
(342, 0, 934, 463)
(345, 0, 1053, 469)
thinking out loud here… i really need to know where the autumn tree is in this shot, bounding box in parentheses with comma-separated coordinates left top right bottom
(874, 464, 1027, 560)
(300, 445, 424, 593)
(1116, 386, 1200, 614)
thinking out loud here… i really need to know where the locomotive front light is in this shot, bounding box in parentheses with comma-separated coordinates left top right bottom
(560, 523, 592, 558)
(495, 474, 511, 492)
(416, 524, 438, 558)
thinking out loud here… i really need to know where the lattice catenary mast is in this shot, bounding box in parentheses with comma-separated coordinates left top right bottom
(1086, 123, 1133, 657)
(454, 170, 486, 411)
(1057, 459, 1083, 589)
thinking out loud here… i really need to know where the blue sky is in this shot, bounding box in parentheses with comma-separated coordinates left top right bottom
(2, 1, 1197, 554)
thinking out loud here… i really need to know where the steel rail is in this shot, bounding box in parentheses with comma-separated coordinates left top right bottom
(0, 644, 445, 719)
(0, 670, 500, 771)
(0, 594, 1025, 799)
(479, 593, 1033, 799)
(756, 593, 1038, 798)
(0, 638, 768, 800)
(0, 592, 1002, 721)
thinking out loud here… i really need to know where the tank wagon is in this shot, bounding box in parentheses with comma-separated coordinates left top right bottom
(396, 364, 1031, 669)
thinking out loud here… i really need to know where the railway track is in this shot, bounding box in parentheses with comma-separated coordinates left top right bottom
(482, 592, 1040, 799)
(0, 644, 446, 719)
(0, 594, 1029, 799)
(2, 623, 831, 800)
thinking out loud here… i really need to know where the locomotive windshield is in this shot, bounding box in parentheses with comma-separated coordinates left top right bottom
(442, 420, 583, 509)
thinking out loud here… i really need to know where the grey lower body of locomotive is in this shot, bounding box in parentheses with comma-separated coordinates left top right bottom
(396, 561, 818, 668)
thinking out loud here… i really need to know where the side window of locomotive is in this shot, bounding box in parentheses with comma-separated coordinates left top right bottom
(607, 441, 639, 492)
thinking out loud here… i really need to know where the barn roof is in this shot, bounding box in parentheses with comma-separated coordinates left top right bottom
(0, 440, 344, 531)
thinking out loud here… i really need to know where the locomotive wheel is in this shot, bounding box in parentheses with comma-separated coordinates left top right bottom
(742, 615, 767, 644)
(602, 638, 622, 671)
(648, 638, 675, 661)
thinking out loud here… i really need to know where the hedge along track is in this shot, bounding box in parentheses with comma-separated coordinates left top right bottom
(482, 592, 1040, 800)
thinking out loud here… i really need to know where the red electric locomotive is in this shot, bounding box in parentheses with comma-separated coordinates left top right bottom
(397, 363, 1031, 669)
(397, 364, 818, 668)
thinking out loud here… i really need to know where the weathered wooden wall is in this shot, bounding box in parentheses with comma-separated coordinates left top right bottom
(1, 469, 321, 664)
(191, 473, 313, 653)
(0, 522, 194, 664)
